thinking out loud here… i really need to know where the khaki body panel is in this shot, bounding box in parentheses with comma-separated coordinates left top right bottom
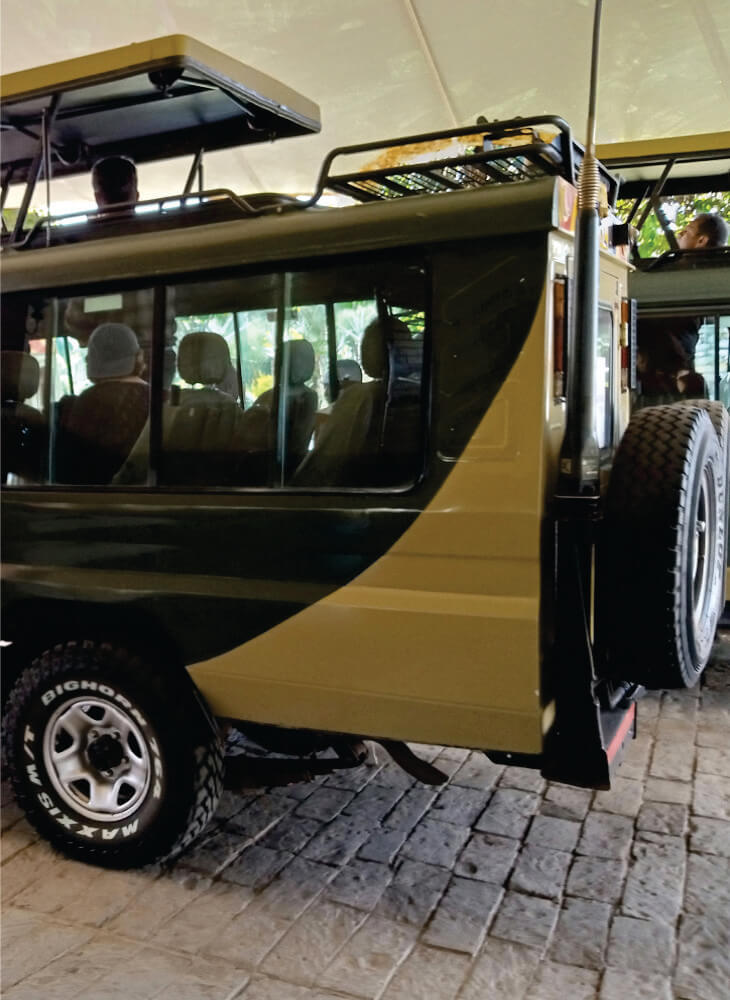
(190, 286, 554, 754)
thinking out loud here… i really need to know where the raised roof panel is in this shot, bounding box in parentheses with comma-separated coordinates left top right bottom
(0, 34, 321, 183)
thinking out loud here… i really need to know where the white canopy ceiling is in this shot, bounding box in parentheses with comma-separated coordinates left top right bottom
(2, 0, 729, 209)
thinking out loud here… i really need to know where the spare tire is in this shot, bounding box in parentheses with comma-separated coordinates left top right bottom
(603, 404, 727, 688)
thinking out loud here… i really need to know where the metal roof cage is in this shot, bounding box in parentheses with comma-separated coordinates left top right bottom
(310, 115, 619, 206)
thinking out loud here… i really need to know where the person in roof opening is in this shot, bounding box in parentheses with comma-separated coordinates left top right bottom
(676, 212, 728, 251)
(91, 155, 139, 210)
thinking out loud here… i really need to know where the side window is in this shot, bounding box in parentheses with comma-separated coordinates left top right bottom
(1, 288, 156, 487)
(157, 257, 427, 489)
(2, 258, 427, 492)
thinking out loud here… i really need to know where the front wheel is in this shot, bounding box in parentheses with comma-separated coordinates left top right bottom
(2, 640, 223, 868)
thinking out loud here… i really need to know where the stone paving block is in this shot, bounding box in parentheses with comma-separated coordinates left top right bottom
(178, 828, 248, 875)
(0, 842, 62, 903)
(599, 967, 672, 1000)
(341, 781, 404, 824)
(683, 852, 730, 915)
(237, 976, 319, 1000)
(151, 881, 252, 954)
(4, 932, 141, 1000)
(428, 784, 491, 827)
(214, 788, 258, 822)
(524, 960, 599, 1000)
(325, 858, 393, 911)
(606, 915, 674, 975)
(499, 767, 545, 793)
(695, 724, 728, 749)
(549, 897, 612, 970)
(0, 910, 94, 991)
(221, 845, 293, 890)
(106, 870, 212, 940)
(577, 813, 634, 860)
(421, 876, 502, 954)
(650, 739, 694, 782)
(372, 760, 417, 790)
(294, 787, 354, 823)
(489, 890, 560, 952)
(526, 814, 580, 852)
(0, 821, 37, 861)
(689, 816, 730, 858)
(693, 772, 730, 820)
(618, 733, 653, 780)
(62, 867, 152, 929)
(508, 846, 572, 901)
(205, 903, 291, 968)
(632, 830, 686, 858)
(592, 776, 643, 818)
(358, 829, 407, 865)
(455, 831, 520, 885)
(474, 788, 539, 839)
(675, 911, 730, 1000)
(399, 817, 470, 868)
(379, 942, 470, 1000)
(459, 938, 541, 1000)
(451, 752, 503, 790)
(300, 813, 371, 866)
(11, 857, 103, 916)
(256, 857, 336, 921)
(256, 814, 322, 854)
(636, 801, 687, 836)
(566, 855, 627, 905)
(318, 915, 417, 999)
(696, 745, 730, 778)
(541, 784, 592, 821)
(374, 859, 450, 928)
(155, 982, 246, 1000)
(432, 753, 467, 780)
(260, 898, 366, 986)
(622, 842, 685, 923)
(643, 777, 692, 805)
(381, 786, 438, 833)
(226, 794, 300, 838)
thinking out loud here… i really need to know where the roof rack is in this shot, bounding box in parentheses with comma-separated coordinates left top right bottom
(309, 115, 618, 206)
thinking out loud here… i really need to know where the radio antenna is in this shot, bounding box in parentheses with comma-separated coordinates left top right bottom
(558, 0, 604, 495)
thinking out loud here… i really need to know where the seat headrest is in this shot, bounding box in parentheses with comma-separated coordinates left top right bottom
(178, 332, 231, 386)
(283, 339, 315, 386)
(360, 317, 412, 379)
(1, 351, 40, 402)
(336, 359, 363, 385)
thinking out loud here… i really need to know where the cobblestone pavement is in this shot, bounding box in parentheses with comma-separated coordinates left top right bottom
(2, 642, 729, 1000)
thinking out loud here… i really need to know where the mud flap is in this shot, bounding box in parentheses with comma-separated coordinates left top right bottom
(541, 494, 637, 789)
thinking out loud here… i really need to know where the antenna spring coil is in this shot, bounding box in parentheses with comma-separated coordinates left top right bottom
(578, 152, 601, 210)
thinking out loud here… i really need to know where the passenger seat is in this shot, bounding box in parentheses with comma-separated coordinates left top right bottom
(1, 350, 46, 483)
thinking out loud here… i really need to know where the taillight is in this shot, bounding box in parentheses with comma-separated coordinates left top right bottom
(553, 277, 568, 399)
(620, 298, 637, 391)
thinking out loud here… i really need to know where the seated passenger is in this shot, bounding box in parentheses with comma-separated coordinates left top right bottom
(55, 323, 149, 484)
(115, 331, 255, 487)
(92, 155, 139, 212)
(634, 328, 708, 410)
(293, 316, 420, 487)
(247, 339, 318, 478)
(1, 351, 46, 484)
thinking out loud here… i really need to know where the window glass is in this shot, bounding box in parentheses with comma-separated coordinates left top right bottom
(595, 308, 613, 450)
(719, 317, 730, 409)
(153, 258, 427, 489)
(1, 289, 155, 487)
(2, 258, 427, 491)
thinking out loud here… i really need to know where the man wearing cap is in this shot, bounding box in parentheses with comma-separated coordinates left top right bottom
(54, 323, 149, 484)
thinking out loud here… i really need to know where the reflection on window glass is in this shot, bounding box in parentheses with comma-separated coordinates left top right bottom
(595, 308, 613, 449)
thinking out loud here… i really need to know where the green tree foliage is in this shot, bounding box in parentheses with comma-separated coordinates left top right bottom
(616, 192, 730, 258)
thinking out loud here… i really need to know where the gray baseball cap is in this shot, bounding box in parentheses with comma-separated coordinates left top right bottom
(87, 323, 140, 378)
